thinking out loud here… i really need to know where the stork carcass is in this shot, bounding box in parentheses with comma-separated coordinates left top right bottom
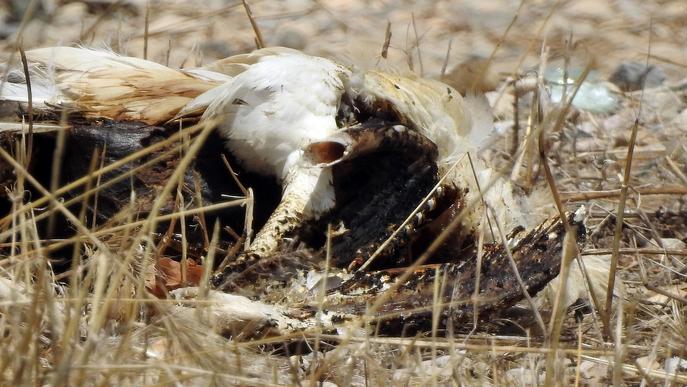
(0, 46, 607, 335)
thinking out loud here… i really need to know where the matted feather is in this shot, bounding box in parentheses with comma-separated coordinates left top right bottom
(3, 47, 225, 124)
(199, 46, 303, 77)
(360, 70, 474, 163)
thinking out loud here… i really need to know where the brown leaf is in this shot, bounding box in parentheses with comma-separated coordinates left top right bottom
(148, 257, 204, 297)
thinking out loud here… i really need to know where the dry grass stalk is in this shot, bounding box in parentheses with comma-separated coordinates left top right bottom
(1, 1, 686, 385)
(242, 0, 265, 49)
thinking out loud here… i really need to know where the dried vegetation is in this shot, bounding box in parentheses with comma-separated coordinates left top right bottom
(0, 0, 686, 385)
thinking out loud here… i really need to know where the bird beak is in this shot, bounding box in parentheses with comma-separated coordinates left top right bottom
(304, 123, 436, 168)
(303, 134, 353, 167)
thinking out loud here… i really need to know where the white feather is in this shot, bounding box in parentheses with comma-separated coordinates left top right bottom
(0, 81, 65, 109)
(538, 254, 624, 310)
(25, 46, 173, 73)
(202, 52, 350, 182)
(177, 48, 301, 119)
(176, 81, 233, 118)
(182, 68, 233, 82)
(462, 93, 497, 150)
(199, 46, 302, 77)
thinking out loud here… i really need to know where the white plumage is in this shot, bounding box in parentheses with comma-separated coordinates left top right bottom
(202, 51, 350, 180)
(197, 50, 354, 256)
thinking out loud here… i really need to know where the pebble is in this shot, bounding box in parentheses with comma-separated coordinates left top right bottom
(664, 357, 687, 375)
(609, 62, 666, 91)
(276, 28, 307, 50)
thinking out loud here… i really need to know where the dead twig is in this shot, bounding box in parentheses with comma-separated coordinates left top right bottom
(380, 20, 391, 60)
(242, 0, 265, 49)
(582, 248, 687, 257)
(561, 186, 687, 201)
(411, 13, 424, 76)
(143, 1, 150, 60)
(18, 47, 33, 166)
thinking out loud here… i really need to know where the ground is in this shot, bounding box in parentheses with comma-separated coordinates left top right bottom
(0, 0, 686, 385)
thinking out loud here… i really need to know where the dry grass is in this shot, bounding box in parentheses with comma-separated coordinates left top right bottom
(0, 0, 686, 385)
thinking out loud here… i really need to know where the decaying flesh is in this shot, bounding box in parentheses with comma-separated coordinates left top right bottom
(171, 213, 584, 338)
(322, 214, 585, 335)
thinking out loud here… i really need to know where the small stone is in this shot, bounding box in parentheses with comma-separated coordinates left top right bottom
(6, 0, 47, 23)
(276, 28, 307, 50)
(545, 67, 619, 113)
(636, 356, 660, 372)
(664, 357, 687, 375)
(578, 360, 609, 384)
(10, 19, 47, 48)
(609, 62, 666, 92)
(53, 2, 89, 26)
(657, 238, 686, 250)
(505, 367, 542, 386)
(0, 22, 18, 40)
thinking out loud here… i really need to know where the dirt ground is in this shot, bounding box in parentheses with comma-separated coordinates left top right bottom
(0, 0, 686, 385)
(2, 0, 686, 77)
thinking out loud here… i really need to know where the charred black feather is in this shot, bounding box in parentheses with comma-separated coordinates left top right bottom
(323, 213, 586, 336)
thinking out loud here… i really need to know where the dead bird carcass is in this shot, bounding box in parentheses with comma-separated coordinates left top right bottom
(0, 46, 590, 336)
